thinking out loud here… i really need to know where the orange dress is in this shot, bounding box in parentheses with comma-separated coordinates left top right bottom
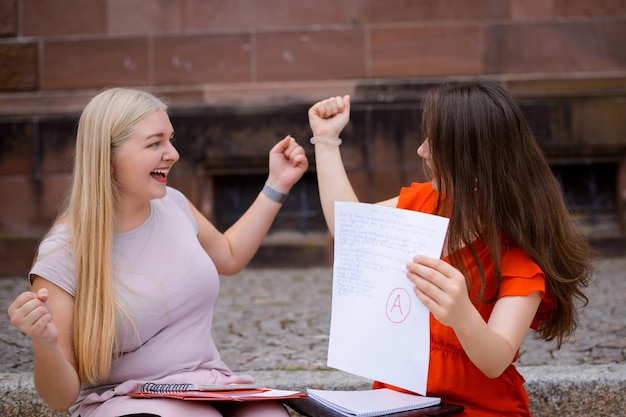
(373, 182, 555, 416)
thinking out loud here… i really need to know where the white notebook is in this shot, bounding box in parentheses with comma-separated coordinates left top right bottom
(306, 388, 441, 417)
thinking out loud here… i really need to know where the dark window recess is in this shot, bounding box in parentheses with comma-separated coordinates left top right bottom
(213, 172, 326, 234)
(552, 163, 618, 225)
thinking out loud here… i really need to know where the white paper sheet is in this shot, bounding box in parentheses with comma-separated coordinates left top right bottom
(328, 201, 450, 395)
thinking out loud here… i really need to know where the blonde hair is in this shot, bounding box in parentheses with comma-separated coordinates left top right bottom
(59, 88, 166, 384)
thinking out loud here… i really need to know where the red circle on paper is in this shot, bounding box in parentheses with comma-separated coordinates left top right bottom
(386, 287, 411, 324)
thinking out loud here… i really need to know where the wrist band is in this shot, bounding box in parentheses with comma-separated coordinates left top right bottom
(262, 181, 288, 204)
(310, 136, 342, 146)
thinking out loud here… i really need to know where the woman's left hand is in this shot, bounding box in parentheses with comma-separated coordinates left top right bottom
(267, 135, 309, 193)
(407, 255, 474, 329)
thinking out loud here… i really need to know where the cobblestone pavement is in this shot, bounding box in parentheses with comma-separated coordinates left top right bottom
(1, 256, 624, 374)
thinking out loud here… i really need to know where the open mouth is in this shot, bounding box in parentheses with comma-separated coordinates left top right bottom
(150, 169, 168, 180)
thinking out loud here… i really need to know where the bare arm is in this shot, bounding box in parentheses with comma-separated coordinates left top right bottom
(191, 191, 285, 275)
(453, 293, 541, 377)
(8, 277, 80, 411)
(308, 95, 357, 235)
(407, 255, 542, 378)
(308, 96, 399, 235)
(192, 135, 308, 275)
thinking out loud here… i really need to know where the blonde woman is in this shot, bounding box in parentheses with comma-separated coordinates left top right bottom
(8, 88, 308, 417)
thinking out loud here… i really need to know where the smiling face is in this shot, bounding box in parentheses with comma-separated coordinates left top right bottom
(111, 109, 179, 204)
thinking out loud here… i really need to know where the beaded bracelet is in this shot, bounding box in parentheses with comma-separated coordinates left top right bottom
(310, 136, 342, 146)
(262, 181, 288, 204)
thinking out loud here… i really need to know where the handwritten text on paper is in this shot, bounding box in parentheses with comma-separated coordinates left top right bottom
(327, 202, 449, 395)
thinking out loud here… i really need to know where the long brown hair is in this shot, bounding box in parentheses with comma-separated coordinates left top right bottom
(422, 80, 592, 348)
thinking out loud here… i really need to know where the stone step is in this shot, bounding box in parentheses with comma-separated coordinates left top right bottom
(2, 364, 625, 417)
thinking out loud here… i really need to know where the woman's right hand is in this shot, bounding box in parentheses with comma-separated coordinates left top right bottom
(308, 95, 351, 138)
(8, 288, 58, 345)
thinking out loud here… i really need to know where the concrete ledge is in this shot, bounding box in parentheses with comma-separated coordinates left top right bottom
(518, 364, 626, 416)
(0, 372, 67, 417)
(2, 364, 625, 417)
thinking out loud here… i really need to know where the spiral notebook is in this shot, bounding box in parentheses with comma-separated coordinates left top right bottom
(128, 382, 306, 402)
(137, 383, 267, 393)
(306, 388, 441, 417)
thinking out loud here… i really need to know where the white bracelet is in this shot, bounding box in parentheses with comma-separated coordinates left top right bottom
(262, 181, 288, 204)
(310, 136, 342, 146)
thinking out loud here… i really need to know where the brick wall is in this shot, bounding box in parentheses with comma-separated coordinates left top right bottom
(2, 1, 626, 99)
(1, 0, 626, 273)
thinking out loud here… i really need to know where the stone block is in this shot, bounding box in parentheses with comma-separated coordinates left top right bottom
(167, 173, 205, 211)
(36, 118, 76, 175)
(108, 0, 182, 35)
(0, 373, 67, 417)
(599, 18, 626, 65)
(0, 175, 69, 237)
(154, 34, 252, 85)
(183, 0, 356, 31)
(619, 160, 626, 230)
(571, 100, 626, 147)
(0, 91, 94, 117)
(0, 0, 17, 36)
(511, 0, 556, 19)
(256, 29, 366, 82)
(0, 43, 38, 92)
(521, 364, 626, 416)
(41, 38, 149, 90)
(370, 25, 483, 78)
(161, 81, 353, 110)
(553, 0, 626, 17)
(484, 20, 626, 74)
(345, 170, 374, 203)
(0, 121, 34, 175)
(0, 238, 38, 277)
(366, 0, 509, 23)
(21, 0, 106, 36)
(0, 116, 76, 174)
(336, 105, 427, 203)
(506, 77, 626, 97)
(9, 367, 621, 417)
(168, 108, 310, 162)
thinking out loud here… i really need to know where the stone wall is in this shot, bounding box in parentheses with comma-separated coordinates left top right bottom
(2, 1, 626, 93)
(1, 0, 626, 275)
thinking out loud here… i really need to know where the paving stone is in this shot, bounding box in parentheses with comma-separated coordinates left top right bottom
(2, 258, 626, 373)
(1, 257, 626, 416)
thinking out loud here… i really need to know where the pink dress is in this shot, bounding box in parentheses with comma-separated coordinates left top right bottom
(31, 187, 255, 417)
